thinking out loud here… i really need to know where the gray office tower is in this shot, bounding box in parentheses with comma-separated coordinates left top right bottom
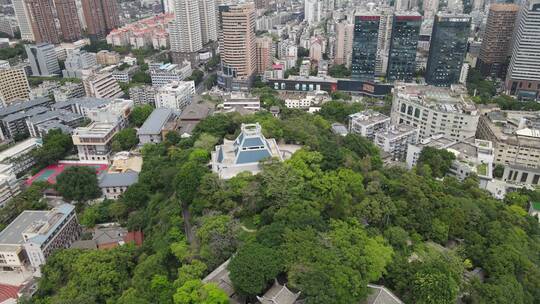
(25, 43, 61, 76)
(351, 13, 380, 81)
(425, 13, 471, 86)
(387, 12, 422, 82)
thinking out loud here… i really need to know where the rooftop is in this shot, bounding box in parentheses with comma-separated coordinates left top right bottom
(0, 138, 41, 163)
(98, 171, 139, 188)
(0, 204, 74, 248)
(73, 122, 117, 137)
(417, 134, 456, 149)
(257, 281, 300, 304)
(395, 84, 477, 115)
(376, 124, 418, 140)
(138, 108, 174, 136)
(362, 284, 404, 304)
(349, 110, 390, 126)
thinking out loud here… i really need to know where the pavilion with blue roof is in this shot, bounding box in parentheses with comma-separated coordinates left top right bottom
(212, 123, 283, 179)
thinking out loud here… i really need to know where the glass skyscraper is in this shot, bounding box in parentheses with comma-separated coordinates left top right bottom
(386, 13, 422, 83)
(425, 13, 471, 87)
(351, 14, 380, 81)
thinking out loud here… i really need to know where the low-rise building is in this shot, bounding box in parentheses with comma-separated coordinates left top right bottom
(52, 82, 86, 102)
(502, 164, 540, 187)
(0, 164, 21, 207)
(150, 62, 192, 87)
(154, 81, 195, 113)
(26, 110, 84, 137)
(406, 133, 457, 169)
(348, 110, 391, 141)
(211, 123, 283, 179)
(476, 109, 540, 168)
(96, 50, 121, 66)
(98, 171, 138, 199)
(72, 122, 119, 163)
(374, 124, 419, 161)
(0, 204, 80, 271)
(177, 102, 212, 137)
(284, 91, 331, 110)
(446, 139, 495, 185)
(129, 85, 157, 106)
(2, 106, 49, 139)
(222, 92, 260, 112)
(0, 137, 42, 175)
(0, 97, 52, 140)
(391, 84, 479, 140)
(137, 108, 175, 144)
(83, 72, 123, 99)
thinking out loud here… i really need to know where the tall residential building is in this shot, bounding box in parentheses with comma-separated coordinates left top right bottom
(375, 9, 393, 77)
(54, 0, 83, 42)
(256, 36, 272, 75)
(334, 21, 354, 67)
(170, 0, 203, 64)
(218, 3, 257, 90)
(386, 12, 422, 82)
(477, 4, 519, 77)
(199, 0, 218, 44)
(351, 12, 380, 81)
(82, 0, 119, 40)
(25, 0, 60, 44)
(304, 0, 322, 25)
(425, 13, 471, 87)
(25, 43, 61, 76)
(12, 0, 35, 41)
(505, 0, 540, 100)
(0, 67, 30, 106)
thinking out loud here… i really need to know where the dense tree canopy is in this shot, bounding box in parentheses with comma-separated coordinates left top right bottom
(416, 147, 456, 178)
(30, 91, 540, 304)
(112, 128, 139, 152)
(55, 166, 101, 201)
(32, 129, 74, 170)
(130, 105, 154, 127)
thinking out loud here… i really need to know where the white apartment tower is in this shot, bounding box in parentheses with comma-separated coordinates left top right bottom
(170, 0, 203, 53)
(505, 0, 540, 100)
(199, 0, 218, 44)
(12, 0, 35, 41)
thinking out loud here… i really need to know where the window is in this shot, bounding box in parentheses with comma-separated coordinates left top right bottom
(407, 106, 413, 115)
(414, 108, 420, 118)
(401, 103, 406, 113)
(533, 174, 540, 185)
(521, 173, 528, 183)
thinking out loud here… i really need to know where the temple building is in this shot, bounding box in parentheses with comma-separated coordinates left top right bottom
(211, 123, 283, 179)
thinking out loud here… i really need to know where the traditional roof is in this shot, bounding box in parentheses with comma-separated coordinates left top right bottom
(257, 281, 301, 304)
(362, 284, 404, 304)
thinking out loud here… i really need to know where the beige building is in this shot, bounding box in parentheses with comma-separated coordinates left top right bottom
(0, 67, 30, 107)
(72, 122, 119, 162)
(476, 109, 540, 168)
(220, 3, 256, 79)
(255, 36, 272, 75)
(334, 21, 354, 67)
(96, 50, 121, 65)
(83, 72, 123, 98)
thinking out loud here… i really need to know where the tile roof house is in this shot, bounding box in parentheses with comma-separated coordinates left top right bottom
(98, 171, 139, 199)
(362, 284, 404, 304)
(257, 281, 301, 304)
(211, 123, 283, 179)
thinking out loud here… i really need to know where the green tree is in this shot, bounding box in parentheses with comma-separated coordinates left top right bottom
(328, 64, 351, 78)
(416, 147, 456, 178)
(55, 166, 101, 201)
(32, 129, 74, 170)
(228, 242, 283, 296)
(493, 164, 505, 179)
(173, 280, 229, 304)
(112, 128, 139, 152)
(130, 104, 154, 127)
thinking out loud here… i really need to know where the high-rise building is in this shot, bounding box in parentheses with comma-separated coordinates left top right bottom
(334, 21, 354, 67)
(304, 0, 322, 25)
(25, 43, 61, 76)
(505, 0, 540, 100)
(82, 0, 119, 40)
(25, 0, 60, 44)
(154, 81, 195, 112)
(54, 0, 83, 42)
(256, 36, 272, 75)
(375, 9, 393, 77)
(0, 67, 30, 106)
(170, 0, 203, 64)
(351, 13, 380, 81)
(199, 0, 218, 45)
(477, 4, 519, 77)
(425, 13, 471, 87)
(12, 0, 35, 41)
(218, 3, 257, 90)
(387, 12, 422, 82)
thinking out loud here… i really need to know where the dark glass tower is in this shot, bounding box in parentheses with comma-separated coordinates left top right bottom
(425, 13, 471, 87)
(387, 13, 422, 82)
(351, 14, 380, 81)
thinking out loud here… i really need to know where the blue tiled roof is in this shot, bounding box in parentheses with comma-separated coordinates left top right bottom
(236, 150, 271, 164)
(243, 137, 265, 148)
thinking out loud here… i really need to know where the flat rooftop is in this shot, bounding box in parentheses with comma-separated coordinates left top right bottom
(0, 210, 48, 246)
(0, 138, 41, 163)
(349, 110, 390, 126)
(377, 124, 417, 140)
(73, 122, 117, 137)
(417, 134, 456, 149)
(395, 84, 477, 114)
